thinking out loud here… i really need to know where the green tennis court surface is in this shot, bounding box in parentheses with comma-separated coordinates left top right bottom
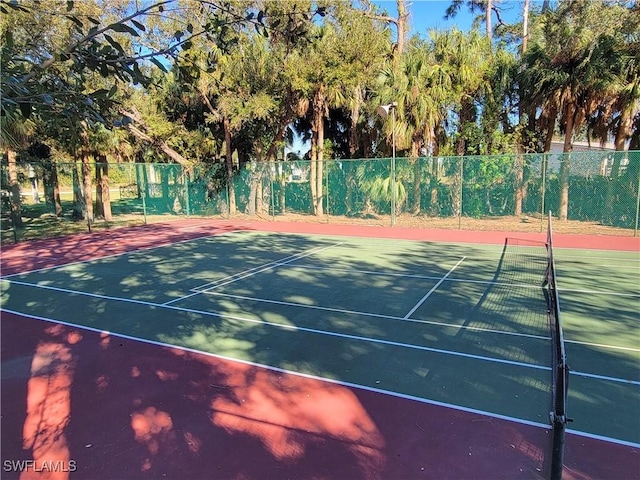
(1, 230, 638, 448)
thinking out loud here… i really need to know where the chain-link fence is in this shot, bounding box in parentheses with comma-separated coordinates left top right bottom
(2, 151, 639, 242)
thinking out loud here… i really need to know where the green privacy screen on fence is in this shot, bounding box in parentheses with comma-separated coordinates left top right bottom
(4, 150, 640, 235)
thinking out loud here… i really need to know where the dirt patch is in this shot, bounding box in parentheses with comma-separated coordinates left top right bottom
(215, 212, 637, 237)
(2, 211, 636, 246)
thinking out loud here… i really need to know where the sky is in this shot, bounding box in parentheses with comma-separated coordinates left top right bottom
(372, 0, 527, 37)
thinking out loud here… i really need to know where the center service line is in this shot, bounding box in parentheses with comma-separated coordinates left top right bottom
(404, 257, 466, 319)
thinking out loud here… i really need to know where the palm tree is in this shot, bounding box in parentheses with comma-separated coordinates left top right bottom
(378, 38, 446, 214)
(521, 1, 631, 220)
(195, 48, 239, 216)
(297, 22, 350, 216)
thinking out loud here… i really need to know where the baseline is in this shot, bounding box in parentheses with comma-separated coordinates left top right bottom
(0, 308, 554, 433)
(0, 278, 550, 372)
(5, 279, 637, 385)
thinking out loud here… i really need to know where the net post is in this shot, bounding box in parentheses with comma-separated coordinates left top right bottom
(546, 211, 570, 480)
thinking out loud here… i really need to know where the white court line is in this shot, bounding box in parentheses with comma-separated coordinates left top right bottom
(202, 290, 551, 342)
(296, 264, 639, 297)
(189, 246, 325, 291)
(0, 307, 554, 432)
(588, 264, 640, 269)
(190, 243, 343, 292)
(200, 242, 344, 292)
(1, 278, 550, 372)
(164, 242, 344, 306)
(4, 279, 169, 308)
(289, 263, 544, 289)
(556, 253, 640, 261)
(565, 428, 640, 449)
(557, 287, 640, 298)
(4, 279, 638, 385)
(4, 306, 640, 449)
(162, 290, 203, 306)
(564, 339, 640, 353)
(571, 369, 640, 386)
(404, 257, 466, 319)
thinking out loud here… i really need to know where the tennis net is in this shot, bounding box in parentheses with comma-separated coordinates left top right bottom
(543, 212, 571, 480)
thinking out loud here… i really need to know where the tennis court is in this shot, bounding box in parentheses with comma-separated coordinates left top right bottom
(1, 220, 638, 479)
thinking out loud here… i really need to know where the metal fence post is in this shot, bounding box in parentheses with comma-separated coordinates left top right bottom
(184, 168, 190, 216)
(458, 156, 463, 230)
(226, 182, 231, 219)
(325, 159, 330, 224)
(541, 154, 548, 233)
(271, 167, 275, 221)
(635, 167, 640, 237)
(141, 191, 147, 225)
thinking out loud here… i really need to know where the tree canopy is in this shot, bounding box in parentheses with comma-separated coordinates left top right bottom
(1, 0, 638, 222)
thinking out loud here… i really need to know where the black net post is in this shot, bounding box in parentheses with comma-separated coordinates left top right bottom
(545, 211, 571, 480)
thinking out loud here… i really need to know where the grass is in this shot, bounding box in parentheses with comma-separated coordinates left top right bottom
(0, 198, 173, 245)
(2, 194, 637, 245)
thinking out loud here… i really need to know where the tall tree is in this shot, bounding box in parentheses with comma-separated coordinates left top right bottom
(521, 0, 633, 220)
(445, 0, 504, 39)
(378, 38, 441, 214)
(362, 0, 410, 64)
(0, 0, 269, 124)
(0, 113, 34, 228)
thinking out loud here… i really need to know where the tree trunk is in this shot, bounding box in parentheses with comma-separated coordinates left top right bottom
(72, 162, 85, 220)
(82, 151, 94, 224)
(96, 161, 104, 219)
(310, 86, 327, 216)
(410, 136, 422, 214)
(346, 88, 363, 216)
(429, 156, 439, 215)
(310, 151, 317, 215)
(6, 149, 23, 228)
(121, 107, 191, 171)
(197, 86, 236, 215)
(538, 103, 558, 153)
(316, 122, 324, 217)
(247, 163, 259, 216)
(486, 0, 493, 39)
(42, 159, 63, 216)
(615, 107, 633, 152)
(223, 116, 237, 215)
(522, 0, 530, 53)
(279, 158, 286, 215)
(257, 166, 266, 215)
(558, 106, 576, 221)
(95, 155, 112, 221)
(457, 100, 475, 156)
(349, 86, 363, 157)
(514, 154, 524, 215)
(603, 115, 631, 223)
(395, 0, 409, 62)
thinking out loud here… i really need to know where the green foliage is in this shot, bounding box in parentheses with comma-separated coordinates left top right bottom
(1, 0, 638, 230)
(0, 0, 268, 127)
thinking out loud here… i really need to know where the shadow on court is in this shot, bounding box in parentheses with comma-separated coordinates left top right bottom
(1, 312, 558, 480)
(2, 221, 638, 479)
(0, 220, 240, 277)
